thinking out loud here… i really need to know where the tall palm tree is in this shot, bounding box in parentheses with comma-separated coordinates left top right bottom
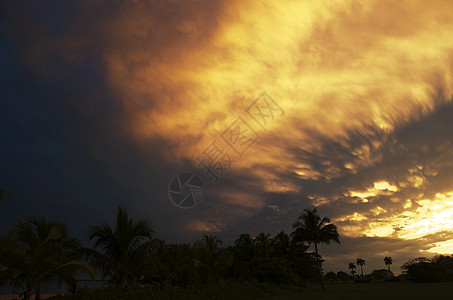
(348, 262, 356, 278)
(291, 207, 340, 290)
(82, 206, 154, 290)
(0, 218, 94, 300)
(356, 258, 366, 277)
(384, 256, 393, 273)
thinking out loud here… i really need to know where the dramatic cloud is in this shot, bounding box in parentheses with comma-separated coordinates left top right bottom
(1, 0, 453, 274)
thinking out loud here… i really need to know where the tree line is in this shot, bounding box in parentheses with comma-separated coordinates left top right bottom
(401, 255, 453, 283)
(335, 254, 453, 283)
(0, 207, 340, 299)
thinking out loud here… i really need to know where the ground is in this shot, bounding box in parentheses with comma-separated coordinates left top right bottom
(39, 281, 453, 300)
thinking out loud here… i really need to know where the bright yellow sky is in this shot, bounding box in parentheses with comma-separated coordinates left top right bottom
(94, 0, 453, 257)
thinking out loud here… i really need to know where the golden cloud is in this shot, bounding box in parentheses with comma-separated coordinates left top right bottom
(8, 0, 453, 241)
(98, 0, 452, 164)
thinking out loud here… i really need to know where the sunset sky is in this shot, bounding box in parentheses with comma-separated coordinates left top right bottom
(1, 0, 453, 275)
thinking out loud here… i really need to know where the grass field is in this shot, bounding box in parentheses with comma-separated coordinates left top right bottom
(47, 281, 453, 300)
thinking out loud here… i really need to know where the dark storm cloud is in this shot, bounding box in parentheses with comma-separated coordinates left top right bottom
(1, 0, 453, 280)
(0, 0, 229, 243)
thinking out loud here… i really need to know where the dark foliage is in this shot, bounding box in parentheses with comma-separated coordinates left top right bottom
(0, 206, 334, 295)
(370, 269, 393, 280)
(402, 255, 453, 283)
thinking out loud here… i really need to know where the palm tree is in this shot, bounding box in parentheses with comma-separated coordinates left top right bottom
(82, 206, 154, 290)
(145, 239, 172, 289)
(193, 235, 222, 285)
(234, 233, 258, 280)
(348, 262, 356, 278)
(0, 217, 94, 300)
(291, 207, 340, 290)
(384, 256, 393, 274)
(144, 239, 192, 289)
(271, 231, 290, 258)
(254, 232, 272, 258)
(356, 258, 366, 277)
(165, 243, 192, 288)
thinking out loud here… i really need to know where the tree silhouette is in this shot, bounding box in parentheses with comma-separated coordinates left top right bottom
(0, 218, 94, 300)
(348, 262, 357, 278)
(400, 256, 453, 283)
(142, 239, 193, 289)
(254, 232, 272, 258)
(82, 207, 154, 290)
(291, 207, 340, 290)
(193, 235, 223, 285)
(271, 231, 290, 258)
(371, 269, 393, 280)
(167, 243, 192, 288)
(336, 271, 350, 281)
(234, 233, 258, 280)
(384, 256, 393, 273)
(325, 271, 336, 281)
(356, 258, 366, 277)
(144, 239, 173, 289)
(0, 208, 342, 293)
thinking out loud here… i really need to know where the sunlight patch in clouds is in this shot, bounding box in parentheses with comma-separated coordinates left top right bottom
(337, 192, 453, 246)
(349, 181, 398, 203)
(188, 220, 224, 233)
(374, 181, 398, 192)
(428, 239, 453, 254)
